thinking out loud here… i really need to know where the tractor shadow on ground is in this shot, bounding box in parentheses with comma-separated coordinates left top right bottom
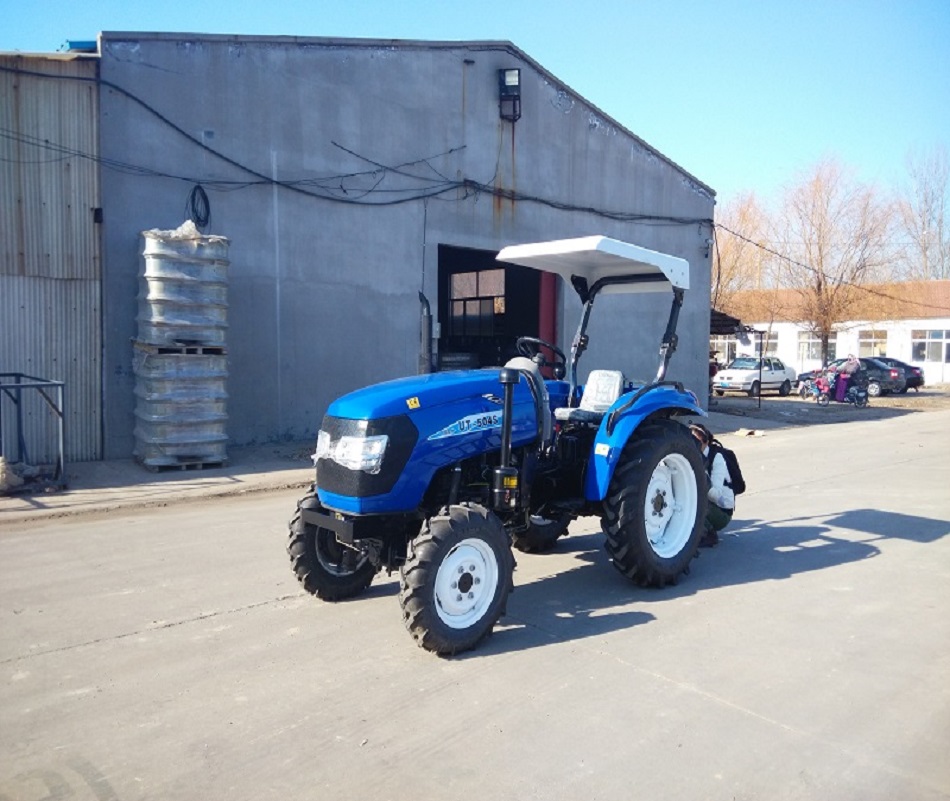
(466, 508, 949, 657)
(690, 507, 950, 592)
(638, 507, 948, 601)
(467, 535, 656, 658)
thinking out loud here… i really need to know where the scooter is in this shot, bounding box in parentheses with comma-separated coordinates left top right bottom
(798, 377, 818, 400)
(816, 373, 869, 408)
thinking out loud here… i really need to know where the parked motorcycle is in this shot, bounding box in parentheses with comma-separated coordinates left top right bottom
(814, 372, 869, 408)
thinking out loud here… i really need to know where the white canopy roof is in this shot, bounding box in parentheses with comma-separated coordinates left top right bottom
(496, 235, 689, 292)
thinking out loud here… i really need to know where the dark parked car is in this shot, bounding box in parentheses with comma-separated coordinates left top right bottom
(796, 357, 906, 397)
(874, 357, 925, 392)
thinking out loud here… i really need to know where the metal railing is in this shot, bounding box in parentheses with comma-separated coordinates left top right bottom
(0, 373, 66, 486)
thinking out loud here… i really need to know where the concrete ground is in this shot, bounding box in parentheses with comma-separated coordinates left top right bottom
(1, 402, 949, 800)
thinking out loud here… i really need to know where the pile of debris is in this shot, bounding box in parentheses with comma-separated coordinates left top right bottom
(0, 457, 57, 495)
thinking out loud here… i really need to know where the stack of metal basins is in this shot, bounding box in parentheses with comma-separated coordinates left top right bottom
(133, 222, 230, 469)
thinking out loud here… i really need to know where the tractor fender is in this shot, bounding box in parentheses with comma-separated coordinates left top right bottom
(583, 386, 705, 501)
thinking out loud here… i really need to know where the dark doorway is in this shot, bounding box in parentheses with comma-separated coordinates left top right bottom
(438, 244, 554, 369)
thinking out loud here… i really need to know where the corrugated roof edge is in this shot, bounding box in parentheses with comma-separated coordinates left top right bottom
(96, 31, 716, 199)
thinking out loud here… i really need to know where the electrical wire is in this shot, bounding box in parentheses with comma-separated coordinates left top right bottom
(714, 222, 950, 313)
(186, 184, 210, 230)
(0, 62, 713, 226)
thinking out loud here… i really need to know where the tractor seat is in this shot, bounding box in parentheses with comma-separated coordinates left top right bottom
(504, 356, 553, 446)
(554, 370, 626, 425)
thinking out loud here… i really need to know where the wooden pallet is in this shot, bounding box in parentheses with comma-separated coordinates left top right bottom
(134, 342, 226, 356)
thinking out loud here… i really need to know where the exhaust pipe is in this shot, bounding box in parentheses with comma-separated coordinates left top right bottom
(419, 291, 433, 374)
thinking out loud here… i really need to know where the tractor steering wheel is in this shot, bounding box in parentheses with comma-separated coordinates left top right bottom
(516, 336, 568, 378)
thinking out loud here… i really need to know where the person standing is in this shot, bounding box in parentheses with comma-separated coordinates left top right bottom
(689, 423, 735, 547)
(836, 354, 860, 401)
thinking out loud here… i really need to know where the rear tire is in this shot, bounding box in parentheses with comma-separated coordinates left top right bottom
(399, 504, 514, 655)
(817, 393, 830, 407)
(867, 381, 882, 397)
(287, 491, 377, 601)
(602, 421, 705, 588)
(856, 395, 868, 408)
(779, 380, 791, 396)
(511, 512, 572, 553)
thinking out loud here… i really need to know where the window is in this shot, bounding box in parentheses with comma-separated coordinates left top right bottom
(709, 335, 736, 364)
(449, 269, 506, 338)
(798, 331, 836, 361)
(858, 329, 887, 357)
(911, 330, 950, 363)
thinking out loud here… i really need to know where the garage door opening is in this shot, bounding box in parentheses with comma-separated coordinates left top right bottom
(437, 244, 556, 370)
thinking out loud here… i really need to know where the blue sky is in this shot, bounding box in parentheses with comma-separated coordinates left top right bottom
(3, 0, 948, 204)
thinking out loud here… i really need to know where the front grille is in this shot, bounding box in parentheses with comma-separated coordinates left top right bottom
(316, 414, 418, 498)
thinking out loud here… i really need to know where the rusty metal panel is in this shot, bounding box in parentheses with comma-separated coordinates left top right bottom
(0, 55, 102, 461)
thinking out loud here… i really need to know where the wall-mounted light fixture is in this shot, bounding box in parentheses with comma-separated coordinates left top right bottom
(498, 68, 521, 122)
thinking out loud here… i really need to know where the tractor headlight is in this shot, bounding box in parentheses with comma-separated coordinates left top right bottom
(315, 430, 389, 474)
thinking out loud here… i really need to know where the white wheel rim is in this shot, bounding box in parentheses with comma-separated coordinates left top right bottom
(434, 538, 499, 630)
(642, 452, 699, 559)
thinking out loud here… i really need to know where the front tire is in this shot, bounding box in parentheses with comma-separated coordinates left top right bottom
(287, 491, 377, 601)
(867, 381, 882, 397)
(748, 380, 760, 398)
(602, 421, 706, 588)
(399, 504, 514, 655)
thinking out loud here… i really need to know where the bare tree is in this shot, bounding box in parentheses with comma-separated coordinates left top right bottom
(774, 159, 893, 363)
(712, 193, 773, 312)
(897, 145, 949, 280)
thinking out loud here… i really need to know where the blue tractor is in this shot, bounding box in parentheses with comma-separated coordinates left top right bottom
(288, 235, 708, 655)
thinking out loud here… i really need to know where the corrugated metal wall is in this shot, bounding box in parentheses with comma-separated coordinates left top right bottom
(0, 55, 102, 462)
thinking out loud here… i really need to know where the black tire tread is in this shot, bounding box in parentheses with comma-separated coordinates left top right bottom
(399, 504, 514, 656)
(601, 420, 704, 588)
(511, 513, 572, 553)
(287, 491, 376, 601)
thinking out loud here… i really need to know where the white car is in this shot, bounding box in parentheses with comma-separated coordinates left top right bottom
(714, 356, 797, 397)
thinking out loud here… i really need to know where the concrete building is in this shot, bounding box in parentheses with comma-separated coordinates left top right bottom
(2, 34, 716, 462)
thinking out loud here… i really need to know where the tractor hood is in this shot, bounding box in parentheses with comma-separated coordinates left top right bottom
(327, 369, 509, 420)
(318, 368, 549, 514)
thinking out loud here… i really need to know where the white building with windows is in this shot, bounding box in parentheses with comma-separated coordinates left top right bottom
(714, 281, 950, 384)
